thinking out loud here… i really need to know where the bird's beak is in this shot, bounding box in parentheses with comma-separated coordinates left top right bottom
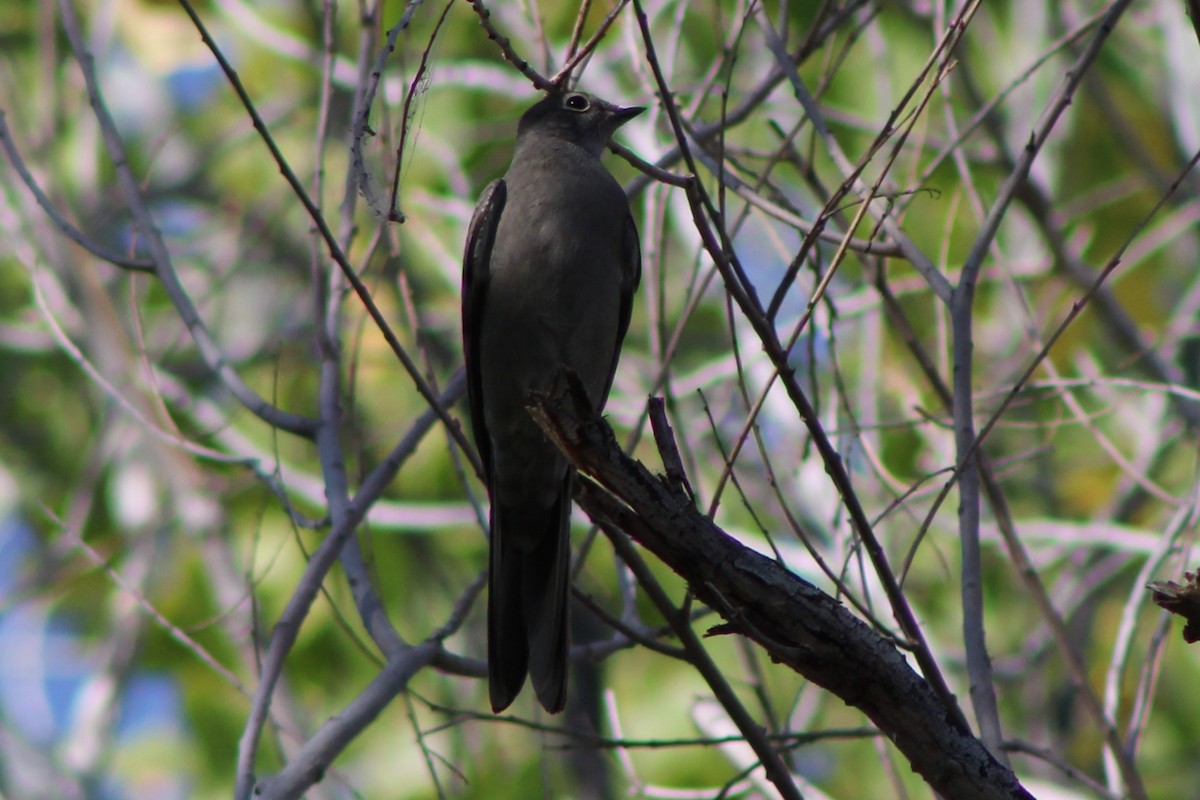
(610, 105, 646, 127)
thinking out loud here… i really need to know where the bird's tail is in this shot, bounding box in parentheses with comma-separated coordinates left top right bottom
(488, 471, 572, 713)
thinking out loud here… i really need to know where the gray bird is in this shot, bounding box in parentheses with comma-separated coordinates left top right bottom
(462, 90, 643, 713)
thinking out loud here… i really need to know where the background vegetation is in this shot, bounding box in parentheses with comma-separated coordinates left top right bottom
(2, 0, 1199, 798)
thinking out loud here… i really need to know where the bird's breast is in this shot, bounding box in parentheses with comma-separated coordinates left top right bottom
(478, 165, 627, 406)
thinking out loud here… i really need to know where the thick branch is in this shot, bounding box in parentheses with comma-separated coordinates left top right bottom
(530, 375, 1035, 800)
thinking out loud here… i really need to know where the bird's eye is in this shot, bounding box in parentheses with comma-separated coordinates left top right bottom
(563, 93, 591, 112)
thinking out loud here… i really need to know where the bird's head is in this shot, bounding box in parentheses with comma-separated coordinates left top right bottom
(517, 90, 644, 157)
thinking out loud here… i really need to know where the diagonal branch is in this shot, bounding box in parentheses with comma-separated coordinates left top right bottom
(58, 0, 319, 437)
(528, 373, 1035, 800)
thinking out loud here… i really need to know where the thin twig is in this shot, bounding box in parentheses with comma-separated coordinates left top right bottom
(175, 0, 476, 463)
(0, 112, 154, 272)
(59, 0, 320, 437)
(467, 0, 553, 91)
(631, 0, 967, 733)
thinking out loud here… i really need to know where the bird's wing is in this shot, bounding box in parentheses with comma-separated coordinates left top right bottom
(599, 208, 641, 404)
(462, 178, 507, 479)
(618, 209, 642, 340)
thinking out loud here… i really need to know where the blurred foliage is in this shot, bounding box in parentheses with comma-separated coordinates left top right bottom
(2, 0, 1200, 798)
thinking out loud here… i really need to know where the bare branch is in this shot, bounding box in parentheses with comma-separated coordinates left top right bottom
(529, 374, 1035, 800)
(57, 0, 319, 437)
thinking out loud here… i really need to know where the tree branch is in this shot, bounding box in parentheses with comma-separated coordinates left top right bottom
(530, 373, 1035, 800)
